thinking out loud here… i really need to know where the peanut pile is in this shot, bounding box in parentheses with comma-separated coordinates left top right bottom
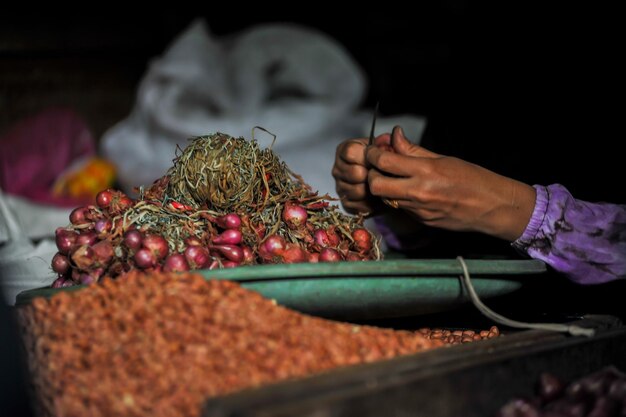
(19, 272, 497, 417)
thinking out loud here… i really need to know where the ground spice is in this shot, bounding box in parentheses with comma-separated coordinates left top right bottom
(19, 271, 498, 417)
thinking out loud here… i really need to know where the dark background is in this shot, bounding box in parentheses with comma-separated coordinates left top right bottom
(1, 3, 623, 202)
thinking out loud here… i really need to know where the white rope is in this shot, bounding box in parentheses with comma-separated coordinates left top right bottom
(456, 256, 595, 337)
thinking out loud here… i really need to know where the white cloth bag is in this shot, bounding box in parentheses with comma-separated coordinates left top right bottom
(101, 19, 366, 199)
(0, 189, 58, 305)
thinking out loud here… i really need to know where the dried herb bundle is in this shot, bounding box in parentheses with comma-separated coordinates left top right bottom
(165, 133, 299, 211)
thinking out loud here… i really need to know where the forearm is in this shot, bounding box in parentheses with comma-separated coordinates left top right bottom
(472, 176, 536, 241)
(512, 184, 626, 284)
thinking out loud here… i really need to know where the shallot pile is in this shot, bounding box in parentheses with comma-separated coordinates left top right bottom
(51, 133, 381, 287)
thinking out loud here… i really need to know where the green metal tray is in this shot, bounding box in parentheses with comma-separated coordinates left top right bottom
(15, 259, 545, 320)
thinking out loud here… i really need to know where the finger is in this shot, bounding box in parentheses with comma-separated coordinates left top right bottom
(366, 146, 433, 178)
(332, 160, 368, 184)
(390, 126, 438, 158)
(341, 199, 375, 215)
(337, 138, 368, 165)
(373, 133, 391, 148)
(335, 179, 369, 201)
(367, 169, 421, 202)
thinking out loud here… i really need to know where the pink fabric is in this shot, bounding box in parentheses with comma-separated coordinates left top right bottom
(0, 108, 96, 207)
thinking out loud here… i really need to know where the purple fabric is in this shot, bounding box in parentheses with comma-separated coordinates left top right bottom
(512, 184, 626, 285)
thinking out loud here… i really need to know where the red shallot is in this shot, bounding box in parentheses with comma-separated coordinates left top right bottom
(215, 213, 241, 230)
(211, 245, 244, 263)
(163, 254, 190, 272)
(142, 234, 169, 260)
(184, 246, 210, 269)
(212, 229, 242, 245)
(320, 248, 341, 262)
(282, 202, 307, 229)
(51, 253, 70, 274)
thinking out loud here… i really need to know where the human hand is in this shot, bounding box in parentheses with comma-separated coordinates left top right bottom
(332, 134, 391, 215)
(366, 126, 536, 241)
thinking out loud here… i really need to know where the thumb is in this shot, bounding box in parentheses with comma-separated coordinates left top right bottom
(391, 126, 438, 158)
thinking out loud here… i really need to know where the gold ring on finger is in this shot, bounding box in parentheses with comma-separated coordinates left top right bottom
(383, 198, 400, 209)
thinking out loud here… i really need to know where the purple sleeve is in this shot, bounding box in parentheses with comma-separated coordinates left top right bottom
(512, 184, 626, 284)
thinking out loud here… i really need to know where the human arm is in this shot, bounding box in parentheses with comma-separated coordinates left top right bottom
(340, 126, 626, 284)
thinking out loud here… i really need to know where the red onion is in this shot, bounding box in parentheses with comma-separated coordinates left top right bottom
(351, 228, 372, 252)
(69, 206, 90, 225)
(71, 268, 81, 283)
(282, 202, 308, 229)
(95, 189, 113, 209)
(52, 275, 74, 287)
(208, 259, 220, 270)
(184, 235, 203, 247)
(163, 254, 190, 272)
(51, 277, 66, 288)
(142, 234, 169, 259)
(215, 213, 241, 230)
(123, 230, 143, 251)
(92, 241, 114, 267)
(79, 273, 96, 285)
(241, 246, 255, 264)
(320, 248, 342, 262)
(71, 245, 94, 270)
(134, 248, 157, 269)
(281, 243, 306, 264)
(76, 231, 97, 247)
(346, 251, 364, 261)
(212, 229, 242, 245)
(222, 261, 239, 268)
(117, 195, 133, 209)
(211, 245, 244, 263)
(60, 279, 74, 288)
(260, 235, 285, 256)
(55, 228, 77, 254)
(94, 218, 112, 235)
(109, 192, 133, 214)
(108, 261, 125, 276)
(184, 246, 210, 269)
(314, 229, 331, 247)
(51, 253, 70, 274)
(308, 252, 320, 263)
(326, 226, 341, 247)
